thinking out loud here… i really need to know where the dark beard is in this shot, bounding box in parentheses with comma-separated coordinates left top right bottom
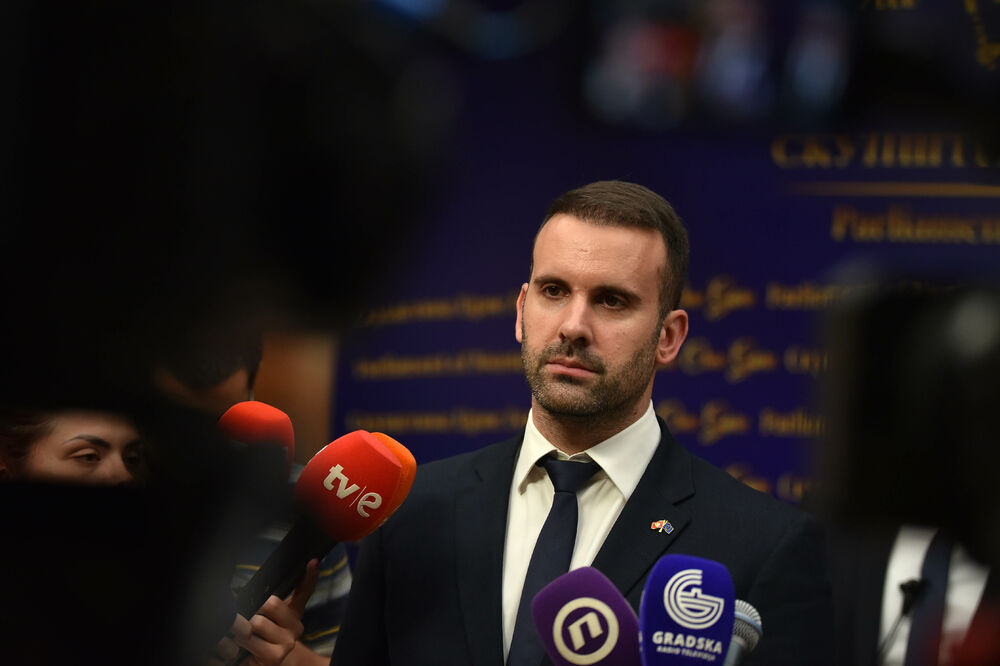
(520, 328, 659, 422)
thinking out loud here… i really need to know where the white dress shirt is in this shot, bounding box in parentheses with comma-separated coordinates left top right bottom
(500, 402, 661, 659)
(879, 525, 990, 665)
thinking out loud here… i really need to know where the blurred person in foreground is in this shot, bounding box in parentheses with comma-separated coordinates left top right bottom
(333, 180, 834, 666)
(815, 266, 1000, 666)
(154, 323, 351, 665)
(2, 0, 444, 661)
(0, 405, 314, 666)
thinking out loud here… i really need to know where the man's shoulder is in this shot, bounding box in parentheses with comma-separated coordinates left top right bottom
(653, 419, 806, 519)
(380, 435, 521, 535)
(682, 447, 811, 524)
(388, 434, 521, 509)
(414, 433, 521, 479)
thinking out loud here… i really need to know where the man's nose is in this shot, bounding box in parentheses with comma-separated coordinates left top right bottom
(558, 295, 593, 344)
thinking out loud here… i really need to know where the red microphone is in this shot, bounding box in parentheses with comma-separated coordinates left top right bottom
(370, 431, 417, 519)
(233, 430, 416, 619)
(218, 400, 295, 474)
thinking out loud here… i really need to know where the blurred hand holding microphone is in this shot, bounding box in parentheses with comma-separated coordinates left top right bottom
(216, 401, 416, 660)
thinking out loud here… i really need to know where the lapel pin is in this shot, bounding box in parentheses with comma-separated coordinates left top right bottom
(650, 519, 674, 534)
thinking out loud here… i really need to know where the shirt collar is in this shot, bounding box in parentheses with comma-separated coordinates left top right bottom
(514, 402, 661, 499)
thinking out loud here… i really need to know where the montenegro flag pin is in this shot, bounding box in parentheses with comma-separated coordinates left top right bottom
(650, 519, 674, 534)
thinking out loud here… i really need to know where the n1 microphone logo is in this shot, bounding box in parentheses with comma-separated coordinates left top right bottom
(663, 568, 725, 629)
(551, 597, 619, 665)
(323, 464, 383, 517)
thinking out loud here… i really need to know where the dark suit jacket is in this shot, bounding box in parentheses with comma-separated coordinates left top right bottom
(826, 528, 895, 666)
(332, 420, 834, 666)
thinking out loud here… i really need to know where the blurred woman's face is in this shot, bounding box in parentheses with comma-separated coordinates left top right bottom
(21, 411, 144, 485)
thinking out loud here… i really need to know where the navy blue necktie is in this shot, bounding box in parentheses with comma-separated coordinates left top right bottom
(905, 529, 955, 666)
(507, 457, 602, 666)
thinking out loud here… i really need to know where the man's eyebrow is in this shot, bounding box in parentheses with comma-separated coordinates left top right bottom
(530, 274, 567, 286)
(531, 275, 643, 302)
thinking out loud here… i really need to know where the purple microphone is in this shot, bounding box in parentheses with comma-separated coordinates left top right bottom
(531, 566, 641, 665)
(639, 554, 735, 665)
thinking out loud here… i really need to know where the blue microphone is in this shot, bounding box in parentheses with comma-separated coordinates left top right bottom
(532, 566, 641, 665)
(639, 554, 735, 665)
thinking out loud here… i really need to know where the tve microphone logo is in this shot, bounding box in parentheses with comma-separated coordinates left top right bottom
(640, 555, 734, 665)
(295, 430, 403, 542)
(323, 464, 382, 517)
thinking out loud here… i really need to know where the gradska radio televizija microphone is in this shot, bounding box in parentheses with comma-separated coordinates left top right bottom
(639, 554, 735, 665)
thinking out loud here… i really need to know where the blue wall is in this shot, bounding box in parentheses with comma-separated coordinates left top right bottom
(330, 0, 1000, 503)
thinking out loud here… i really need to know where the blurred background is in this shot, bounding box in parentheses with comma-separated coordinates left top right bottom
(5, 0, 1000, 502)
(3, 0, 1000, 660)
(312, 0, 1000, 501)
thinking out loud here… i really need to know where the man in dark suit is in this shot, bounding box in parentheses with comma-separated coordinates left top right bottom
(331, 180, 833, 666)
(814, 273, 1000, 666)
(828, 524, 996, 666)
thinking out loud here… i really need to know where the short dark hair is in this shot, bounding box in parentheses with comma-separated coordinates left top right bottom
(536, 180, 690, 315)
(154, 324, 263, 392)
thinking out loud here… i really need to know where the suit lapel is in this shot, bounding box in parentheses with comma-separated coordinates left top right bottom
(592, 419, 694, 601)
(455, 434, 521, 666)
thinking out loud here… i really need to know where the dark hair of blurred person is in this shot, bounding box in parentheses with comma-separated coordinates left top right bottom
(1, 0, 447, 663)
(817, 272, 1000, 565)
(152, 324, 263, 418)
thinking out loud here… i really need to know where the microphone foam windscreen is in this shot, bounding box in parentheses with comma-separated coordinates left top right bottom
(218, 400, 295, 471)
(639, 554, 735, 665)
(370, 431, 416, 515)
(294, 430, 402, 542)
(531, 566, 640, 666)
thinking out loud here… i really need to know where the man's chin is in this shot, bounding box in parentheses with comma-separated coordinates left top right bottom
(533, 387, 602, 416)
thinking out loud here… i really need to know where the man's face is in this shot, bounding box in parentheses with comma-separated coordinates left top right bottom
(515, 214, 687, 421)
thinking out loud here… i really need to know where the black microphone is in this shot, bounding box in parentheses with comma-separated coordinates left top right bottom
(900, 578, 927, 615)
(877, 577, 926, 661)
(722, 600, 762, 666)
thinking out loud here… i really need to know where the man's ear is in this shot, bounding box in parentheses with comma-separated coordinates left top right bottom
(515, 283, 528, 343)
(656, 309, 689, 367)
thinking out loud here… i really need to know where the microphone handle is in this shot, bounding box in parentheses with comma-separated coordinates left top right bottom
(234, 517, 335, 619)
(229, 518, 335, 666)
(723, 638, 748, 666)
